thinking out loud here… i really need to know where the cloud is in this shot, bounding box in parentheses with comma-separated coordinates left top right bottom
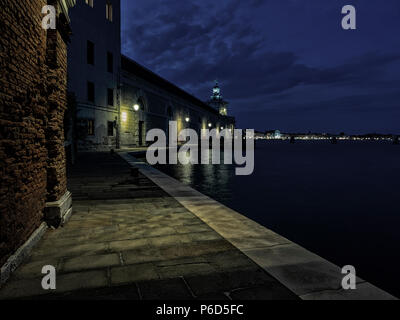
(121, 0, 400, 133)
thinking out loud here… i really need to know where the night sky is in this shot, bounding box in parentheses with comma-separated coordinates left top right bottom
(121, 0, 400, 134)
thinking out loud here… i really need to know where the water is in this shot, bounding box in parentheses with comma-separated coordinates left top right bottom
(152, 140, 400, 297)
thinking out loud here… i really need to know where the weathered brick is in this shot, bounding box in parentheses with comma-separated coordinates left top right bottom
(0, 0, 71, 266)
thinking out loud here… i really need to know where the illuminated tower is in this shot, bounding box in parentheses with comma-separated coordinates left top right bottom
(211, 81, 222, 100)
(208, 80, 228, 116)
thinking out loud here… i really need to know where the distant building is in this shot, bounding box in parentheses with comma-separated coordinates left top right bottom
(266, 130, 282, 139)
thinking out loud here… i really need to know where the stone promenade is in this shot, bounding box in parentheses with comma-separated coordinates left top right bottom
(0, 152, 298, 300)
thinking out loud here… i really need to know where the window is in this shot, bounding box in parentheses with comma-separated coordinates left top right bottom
(138, 98, 145, 111)
(107, 88, 114, 106)
(106, 2, 113, 22)
(107, 121, 114, 137)
(87, 40, 95, 65)
(167, 107, 173, 118)
(107, 52, 113, 73)
(87, 119, 95, 136)
(85, 0, 94, 7)
(87, 81, 95, 103)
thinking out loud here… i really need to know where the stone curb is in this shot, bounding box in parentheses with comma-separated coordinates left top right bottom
(1, 223, 48, 287)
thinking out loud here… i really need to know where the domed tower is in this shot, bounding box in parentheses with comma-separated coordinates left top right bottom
(208, 80, 228, 116)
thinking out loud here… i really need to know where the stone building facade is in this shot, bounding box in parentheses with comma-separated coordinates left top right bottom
(0, 0, 74, 276)
(120, 57, 235, 148)
(67, 0, 122, 151)
(67, 0, 235, 151)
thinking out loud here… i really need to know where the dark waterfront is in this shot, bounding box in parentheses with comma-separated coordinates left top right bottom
(153, 140, 400, 298)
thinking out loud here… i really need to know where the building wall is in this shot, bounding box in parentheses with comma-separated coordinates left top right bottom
(68, 0, 121, 151)
(120, 71, 235, 147)
(0, 1, 71, 266)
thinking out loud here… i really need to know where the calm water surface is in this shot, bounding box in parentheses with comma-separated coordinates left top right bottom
(152, 141, 400, 297)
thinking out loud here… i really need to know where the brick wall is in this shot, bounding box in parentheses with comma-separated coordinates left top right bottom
(45, 0, 69, 202)
(0, 1, 70, 266)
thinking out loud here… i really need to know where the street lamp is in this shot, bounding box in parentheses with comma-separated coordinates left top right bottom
(133, 104, 140, 112)
(208, 123, 212, 128)
(185, 117, 190, 123)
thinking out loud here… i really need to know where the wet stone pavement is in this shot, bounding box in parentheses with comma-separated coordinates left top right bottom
(0, 152, 298, 300)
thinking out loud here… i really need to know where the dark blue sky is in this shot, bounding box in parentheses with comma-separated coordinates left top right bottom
(121, 0, 400, 134)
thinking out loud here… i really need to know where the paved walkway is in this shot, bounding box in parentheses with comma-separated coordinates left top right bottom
(0, 153, 298, 300)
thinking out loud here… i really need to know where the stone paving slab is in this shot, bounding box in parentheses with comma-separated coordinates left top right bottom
(120, 152, 397, 300)
(0, 152, 298, 300)
(111, 264, 160, 285)
(139, 278, 194, 300)
(62, 253, 121, 273)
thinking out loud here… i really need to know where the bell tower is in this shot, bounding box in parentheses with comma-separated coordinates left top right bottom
(211, 80, 222, 100)
(208, 80, 228, 116)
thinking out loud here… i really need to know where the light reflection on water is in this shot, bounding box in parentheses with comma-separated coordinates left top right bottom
(151, 140, 400, 298)
(156, 154, 235, 204)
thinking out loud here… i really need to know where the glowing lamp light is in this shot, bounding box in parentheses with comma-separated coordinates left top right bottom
(221, 126, 224, 130)
(208, 123, 212, 128)
(133, 104, 140, 111)
(185, 117, 190, 123)
(121, 112, 127, 122)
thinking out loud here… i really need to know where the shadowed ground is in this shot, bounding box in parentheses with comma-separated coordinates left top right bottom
(0, 152, 298, 300)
